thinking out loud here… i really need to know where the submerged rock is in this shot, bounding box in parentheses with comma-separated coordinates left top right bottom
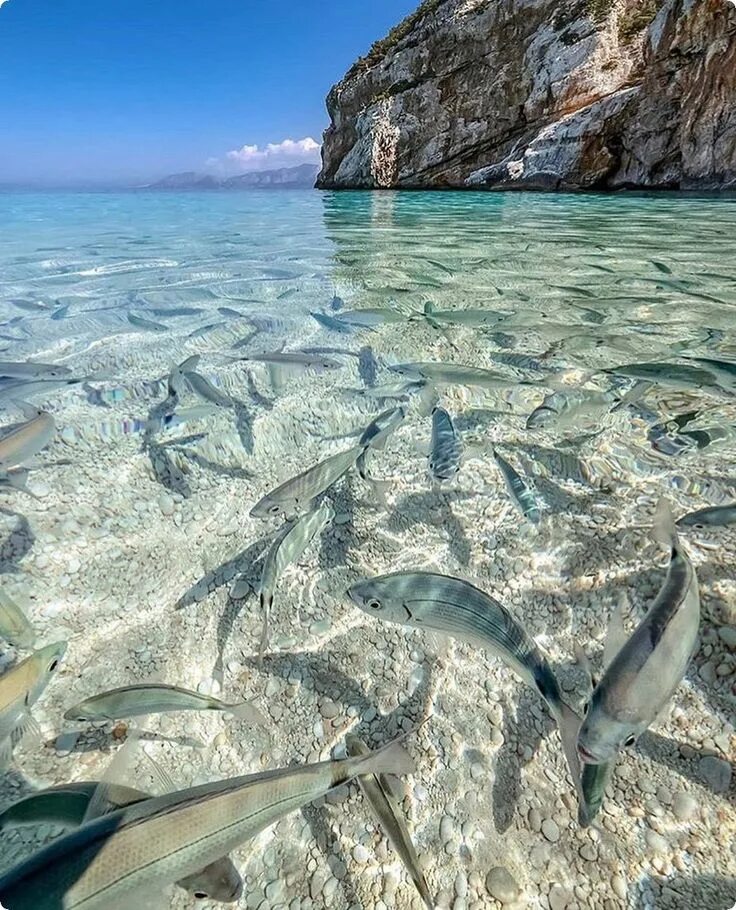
(318, 0, 736, 191)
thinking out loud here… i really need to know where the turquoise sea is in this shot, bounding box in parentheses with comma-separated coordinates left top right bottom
(0, 190, 734, 909)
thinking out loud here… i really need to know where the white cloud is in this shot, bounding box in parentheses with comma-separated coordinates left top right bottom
(208, 137, 321, 174)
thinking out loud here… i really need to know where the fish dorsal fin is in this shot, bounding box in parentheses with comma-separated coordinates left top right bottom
(602, 593, 630, 670)
(140, 748, 177, 795)
(82, 728, 143, 823)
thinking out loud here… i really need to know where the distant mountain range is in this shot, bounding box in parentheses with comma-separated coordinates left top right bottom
(147, 163, 319, 190)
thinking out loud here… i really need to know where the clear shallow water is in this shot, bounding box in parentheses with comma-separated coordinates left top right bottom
(0, 190, 734, 909)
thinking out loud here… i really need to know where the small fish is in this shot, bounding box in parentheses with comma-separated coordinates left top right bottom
(243, 351, 341, 371)
(488, 352, 549, 374)
(0, 736, 413, 909)
(358, 345, 379, 387)
(419, 301, 506, 327)
(0, 403, 56, 469)
(168, 354, 201, 398)
(0, 641, 67, 767)
(250, 445, 363, 518)
(148, 405, 218, 433)
(0, 588, 35, 649)
(605, 361, 721, 393)
(334, 308, 404, 328)
(389, 361, 525, 390)
(258, 500, 335, 659)
(64, 683, 265, 724)
(682, 356, 736, 393)
(492, 448, 540, 524)
(127, 312, 169, 332)
(217, 306, 249, 319)
(347, 572, 583, 813)
(345, 734, 433, 910)
(8, 299, 51, 313)
(188, 321, 226, 339)
(0, 782, 244, 903)
(577, 500, 699, 765)
(149, 306, 204, 318)
(429, 406, 462, 481)
(0, 360, 72, 380)
(184, 371, 232, 408)
(526, 388, 618, 431)
(356, 406, 406, 507)
(676, 503, 736, 529)
(311, 311, 354, 334)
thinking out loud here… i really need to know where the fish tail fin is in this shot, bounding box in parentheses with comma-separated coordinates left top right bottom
(228, 700, 268, 726)
(7, 470, 37, 498)
(352, 733, 416, 779)
(653, 497, 678, 551)
(367, 478, 392, 511)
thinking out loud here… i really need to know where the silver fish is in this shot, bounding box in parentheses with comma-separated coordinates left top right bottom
(429, 406, 462, 481)
(0, 361, 72, 380)
(345, 735, 433, 910)
(257, 500, 335, 659)
(682, 356, 736, 393)
(243, 351, 341, 371)
(0, 587, 35, 649)
(250, 444, 363, 518)
(149, 405, 219, 433)
(149, 306, 204, 318)
(356, 406, 406, 508)
(127, 312, 169, 332)
(0, 782, 243, 903)
(492, 448, 540, 524)
(419, 301, 506, 327)
(0, 641, 66, 767)
(311, 311, 354, 334)
(184, 371, 232, 408)
(8, 299, 51, 313)
(167, 354, 201, 398)
(577, 500, 699, 765)
(64, 684, 265, 724)
(389, 361, 524, 390)
(0, 737, 413, 909)
(189, 321, 226, 339)
(334, 308, 404, 327)
(676, 503, 736, 528)
(605, 361, 721, 393)
(347, 572, 583, 811)
(0, 403, 56, 470)
(358, 345, 379, 387)
(526, 388, 618, 431)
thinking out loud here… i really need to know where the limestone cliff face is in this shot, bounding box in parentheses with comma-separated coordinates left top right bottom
(317, 0, 736, 190)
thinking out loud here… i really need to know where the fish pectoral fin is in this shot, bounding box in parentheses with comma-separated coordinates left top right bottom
(83, 729, 143, 823)
(13, 712, 42, 751)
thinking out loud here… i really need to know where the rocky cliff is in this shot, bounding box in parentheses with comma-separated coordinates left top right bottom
(317, 0, 736, 190)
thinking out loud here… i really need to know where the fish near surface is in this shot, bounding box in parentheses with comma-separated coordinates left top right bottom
(429, 406, 462, 481)
(345, 734, 433, 910)
(0, 641, 66, 767)
(0, 782, 243, 903)
(0, 361, 71, 380)
(526, 388, 618, 432)
(492, 447, 540, 524)
(0, 587, 36, 648)
(347, 571, 584, 811)
(389, 361, 524, 391)
(577, 500, 700, 765)
(250, 444, 363, 518)
(0, 403, 56, 469)
(64, 683, 265, 724)
(0, 737, 414, 910)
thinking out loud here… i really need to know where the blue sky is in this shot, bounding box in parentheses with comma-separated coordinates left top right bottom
(0, 0, 414, 183)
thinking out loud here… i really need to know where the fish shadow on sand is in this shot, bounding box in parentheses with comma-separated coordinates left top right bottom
(175, 535, 272, 612)
(168, 447, 253, 482)
(318, 479, 361, 573)
(62, 727, 205, 755)
(232, 401, 255, 454)
(0, 507, 35, 574)
(141, 397, 192, 498)
(634, 729, 736, 798)
(386, 490, 474, 567)
(631, 873, 736, 909)
(491, 688, 550, 834)
(243, 371, 275, 410)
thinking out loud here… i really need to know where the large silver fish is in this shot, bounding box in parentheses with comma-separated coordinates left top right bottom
(243, 351, 341, 371)
(0, 361, 71, 380)
(0, 587, 36, 649)
(429, 406, 462, 481)
(356, 406, 406, 507)
(526, 388, 618, 431)
(577, 500, 700, 765)
(257, 500, 334, 659)
(346, 734, 433, 910)
(0, 737, 413, 909)
(0, 782, 243, 903)
(0, 641, 67, 767)
(389, 361, 522, 390)
(64, 684, 265, 724)
(0, 403, 56, 469)
(676, 503, 736, 528)
(347, 572, 583, 808)
(492, 448, 540, 524)
(604, 361, 722, 393)
(127, 312, 168, 332)
(250, 444, 363, 517)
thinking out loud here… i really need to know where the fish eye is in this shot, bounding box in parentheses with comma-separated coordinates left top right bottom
(624, 734, 636, 748)
(269, 504, 280, 514)
(193, 892, 208, 900)
(48, 658, 59, 672)
(694, 523, 704, 530)
(367, 599, 382, 611)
